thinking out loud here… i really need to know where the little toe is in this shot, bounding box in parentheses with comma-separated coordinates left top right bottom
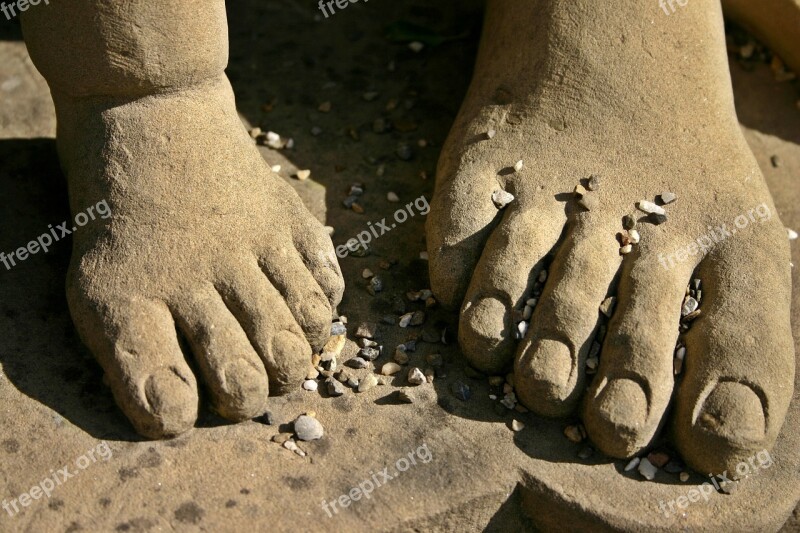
(460, 201, 564, 373)
(67, 294, 199, 439)
(672, 225, 794, 474)
(172, 286, 269, 421)
(516, 217, 620, 417)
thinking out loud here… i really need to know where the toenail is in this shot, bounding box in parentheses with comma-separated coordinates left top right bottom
(220, 359, 268, 419)
(463, 296, 508, 343)
(697, 382, 765, 442)
(595, 378, 648, 430)
(143, 368, 197, 433)
(268, 330, 310, 390)
(521, 338, 573, 393)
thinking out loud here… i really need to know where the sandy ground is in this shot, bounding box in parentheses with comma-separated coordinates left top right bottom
(0, 1, 798, 531)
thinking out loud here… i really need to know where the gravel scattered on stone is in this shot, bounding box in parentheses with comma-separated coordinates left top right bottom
(358, 347, 381, 361)
(294, 415, 324, 441)
(492, 189, 515, 209)
(407, 367, 426, 386)
(638, 458, 658, 480)
(381, 362, 402, 376)
(623, 215, 636, 230)
(394, 346, 409, 365)
(682, 296, 699, 316)
(599, 297, 616, 318)
(325, 377, 345, 397)
(578, 194, 598, 212)
(355, 322, 377, 339)
(660, 192, 677, 205)
(347, 357, 370, 369)
(451, 381, 471, 401)
(357, 373, 378, 393)
(648, 452, 670, 468)
(294, 169, 311, 181)
(624, 457, 641, 472)
(564, 425, 584, 443)
(637, 200, 666, 216)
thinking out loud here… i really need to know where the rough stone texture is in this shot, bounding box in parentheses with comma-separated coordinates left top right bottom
(0, 1, 798, 532)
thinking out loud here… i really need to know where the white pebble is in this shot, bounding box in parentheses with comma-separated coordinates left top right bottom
(408, 41, 425, 53)
(624, 457, 641, 472)
(788, 228, 799, 241)
(514, 160, 524, 172)
(620, 244, 633, 255)
(362, 269, 374, 279)
(381, 362, 402, 376)
(387, 192, 400, 202)
(271, 165, 282, 173)
(302, 380, 318, 392)
(628, 230, 640, 244)
(526, 298, 538, 307)
(682, 296, 699, 316)
(636, 200, 665, 216)
(675, 345, 686, 360)
(638, 458, 658, 480)
(492, 189, 515, 209)
(487, 129, 496, 139)
(408, 367, 426, 386)
(517, 321, 528, 338)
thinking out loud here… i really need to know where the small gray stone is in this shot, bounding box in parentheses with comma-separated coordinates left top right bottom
(587, 175, 600, 191)
(358, 373, 378, 393)
(325, 378, 345, 397)
(622, 215, 636, 230)
(660, 191, 677, 205)
(368, 276, 384, 295)
(650, 213, 668, 225)
(294, 415, 324, 441)
(330, 322, 347, 336)
(410, 311, 426, 326)
(682, 296, 699, 316)
(358, 347, 380, 361)
(346, 357, 370, 369)
(451, 381, 471, 401)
